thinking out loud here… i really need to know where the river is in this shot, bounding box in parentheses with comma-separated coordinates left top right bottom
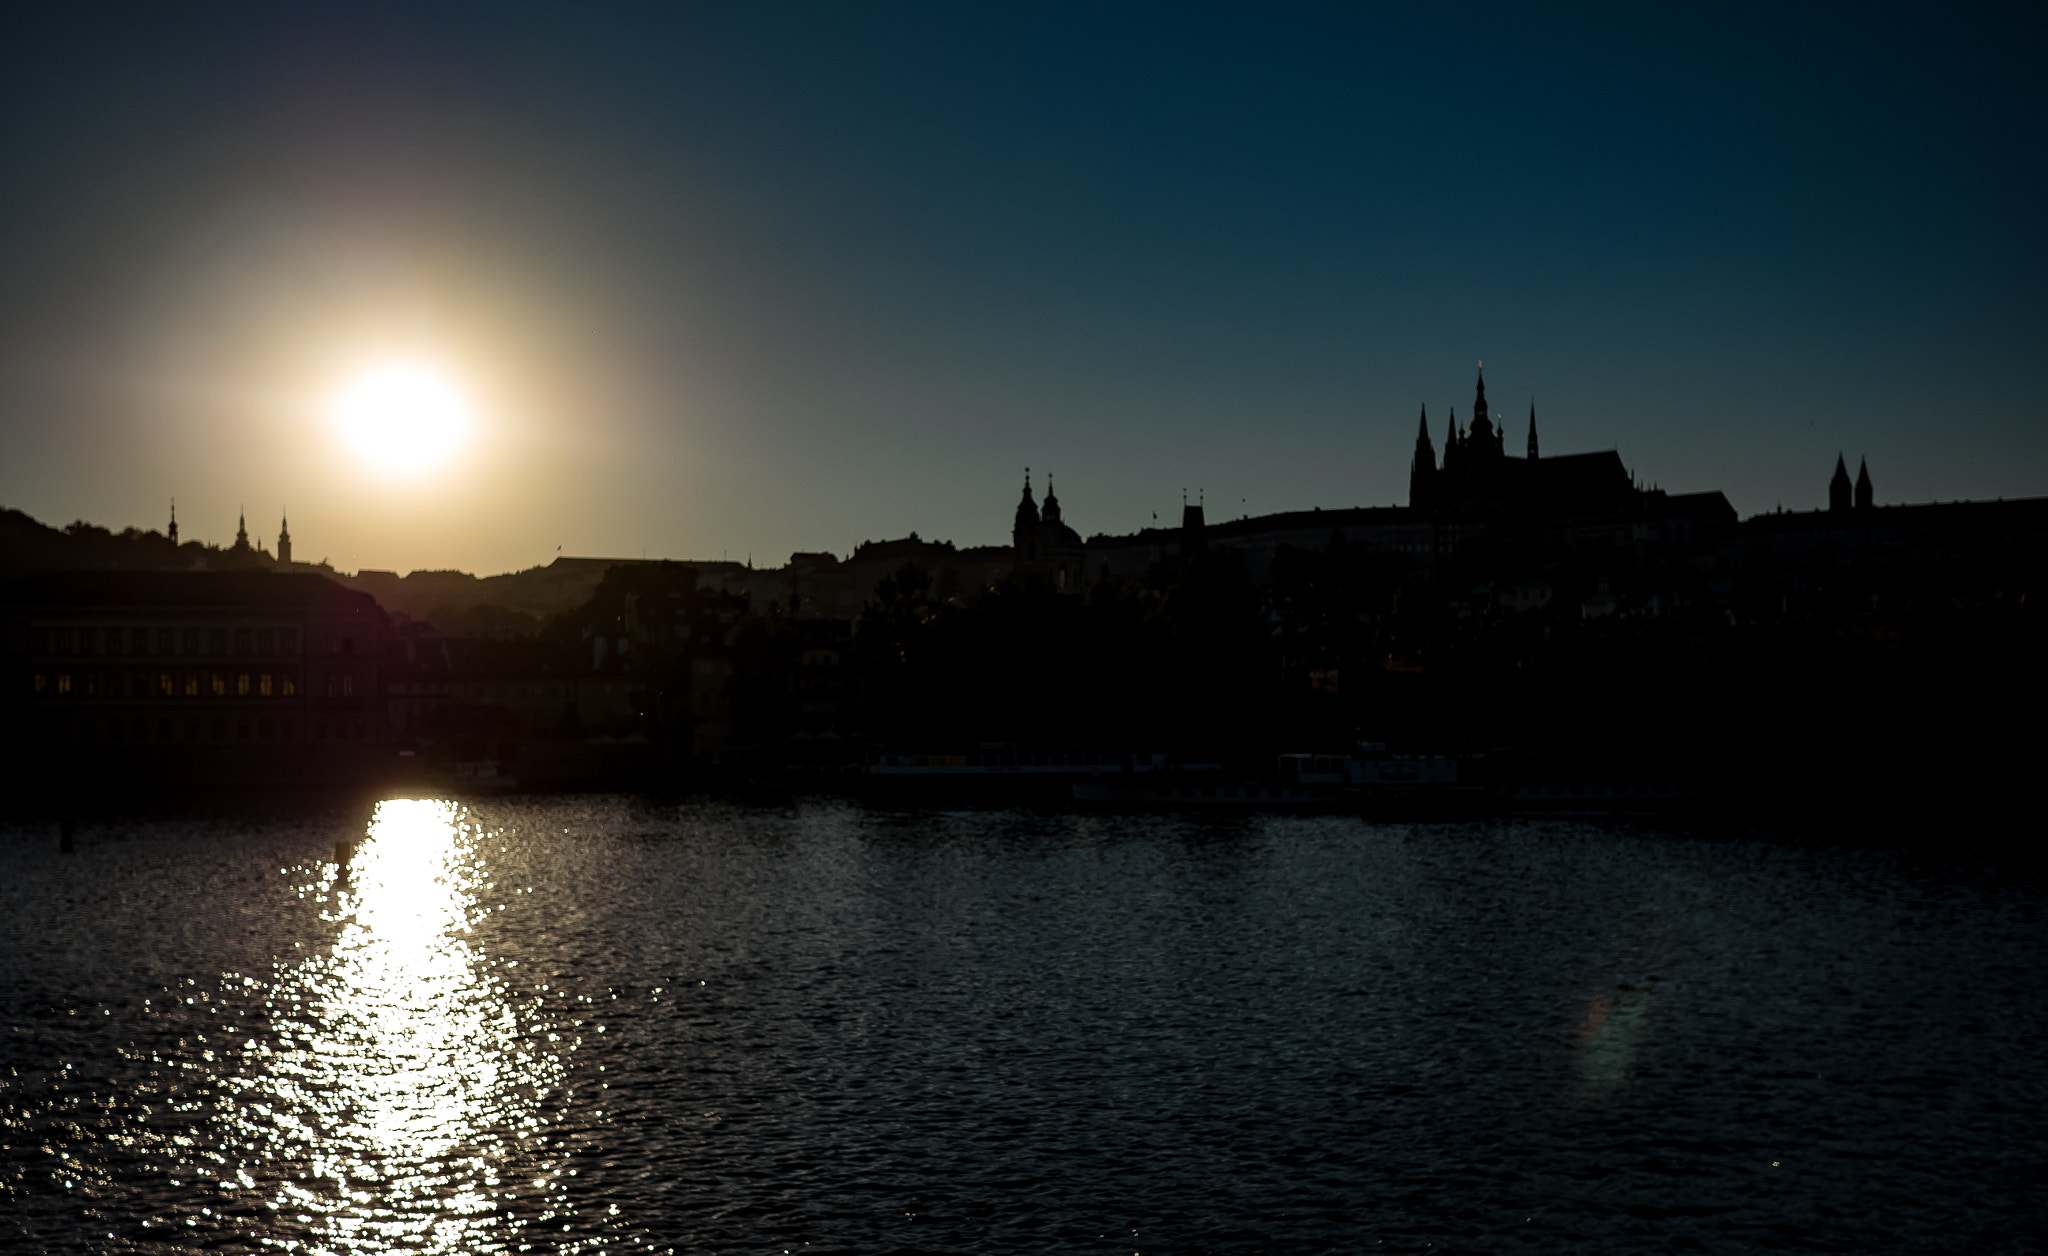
(3, 797, 2042, 1252)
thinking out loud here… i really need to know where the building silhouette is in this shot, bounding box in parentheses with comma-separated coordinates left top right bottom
(2, 571, 388, 784)
(1011, 471, 1085, 589)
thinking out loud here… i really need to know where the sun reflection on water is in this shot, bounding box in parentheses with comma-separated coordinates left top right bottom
(220, 799, 565, 1252)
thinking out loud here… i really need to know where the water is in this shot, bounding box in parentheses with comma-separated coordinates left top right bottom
(3, 799, 2043, 1253)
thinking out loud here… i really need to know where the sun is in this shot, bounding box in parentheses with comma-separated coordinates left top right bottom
(329, 362, 474, 476)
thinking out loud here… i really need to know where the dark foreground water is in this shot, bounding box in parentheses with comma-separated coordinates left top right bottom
(2, 800, 2043, 1254)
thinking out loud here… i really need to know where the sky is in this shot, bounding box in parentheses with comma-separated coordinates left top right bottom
(2, 2, 2044, 575)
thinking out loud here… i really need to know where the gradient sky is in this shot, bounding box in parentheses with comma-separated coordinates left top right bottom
(3, 2, 2043, 575)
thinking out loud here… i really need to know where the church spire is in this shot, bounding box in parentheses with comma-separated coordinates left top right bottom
(1829, 454, 1853, 512)
(1041, 473, 1062, 525)
(168, 499, 178, 546)
(1013, 467, 1039, 531)
(1526, 401, 1539, 460)
(277, 510, 293, 565)
(1854, 458, 1873, 511)
(233, 507, 250, 552)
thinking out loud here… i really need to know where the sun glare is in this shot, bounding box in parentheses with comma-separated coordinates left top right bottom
(329, 362, 474, 476)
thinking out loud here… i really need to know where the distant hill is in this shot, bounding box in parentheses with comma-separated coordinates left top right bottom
(0, 504, 1003, 628)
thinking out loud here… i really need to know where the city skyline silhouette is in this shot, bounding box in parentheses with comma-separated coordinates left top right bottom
(1, 5, 2043, 575)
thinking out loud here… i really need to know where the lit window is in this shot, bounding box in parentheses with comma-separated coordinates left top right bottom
(260, 674, 273, 697)
(281, 675, 296, 697)
(211, 674, 225, 697)
(33, 673, 45, 694)
(57, 674, 71, 695)
(184, 673, 198, 697)
(342, 674, 354, 697)
(158, 673, 172, 697)
(237, 674, 250, 697)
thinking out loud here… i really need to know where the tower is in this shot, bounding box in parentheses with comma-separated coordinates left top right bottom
(1854, 459, 1873, 511)
(1041, 474, 1062, 526)
(278, 511, 293, 565)
(1180, 490, 1207, 551)
(233, 508, 251, 552)
(1409, 404, 1437, 510)
(1012, 470, 1040, 560)
(168, 500, 178, 546)
(1526, 402, 1539, 460)
(1469, 367, 1498, 460)
(1829, 455, 1853, 512)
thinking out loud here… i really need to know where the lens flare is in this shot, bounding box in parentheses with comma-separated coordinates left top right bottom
(329, 363, 473, 476)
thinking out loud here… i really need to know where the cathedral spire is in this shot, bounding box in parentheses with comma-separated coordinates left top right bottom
(233, 507, 250, 552)
(278, 510, 293, 565)
(1041, 473, 1062, 525)
(1829, 454, 1853, 512)
(1526, 401, 1539, 460)
(168, 499, 178, 546)
(1409, 404, 1438, 510)
(1469, 365, 1497, 457)
(1854, 458, 1873, 511)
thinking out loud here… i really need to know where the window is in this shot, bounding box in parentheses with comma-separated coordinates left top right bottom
(158, 627, 174, 655)
(259, 674, 272, 697)
(183, 673, 198, 697)
(257, 628, 274, 654)
(235, 628, 252, 655)
(158, 673, 172, 697)
(210, 673, 226, 697)
(281, 674, 296, 697)
(236, 673, 251, 697)
(32, 629, 48, 655)
(131, 628, 149, 654)
(342, 673, 354, 697)
(182, 628, 199, 655)
(326, 673, 339, 698)
(280, 628, 298, 654)
(34, 673, 46, 694)
(210, 628, 227, 655)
